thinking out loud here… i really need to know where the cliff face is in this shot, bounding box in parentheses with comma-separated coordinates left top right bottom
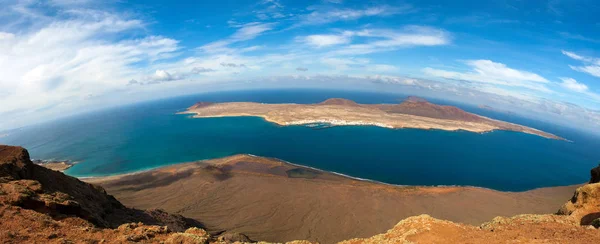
(0, 145, 202, 231)
(558, 165, 600, 226)
(0, 145, 233, 243)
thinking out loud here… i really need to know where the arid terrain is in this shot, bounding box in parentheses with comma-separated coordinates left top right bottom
(1, 145, 600, 243)
(88, 154, 582, 243)
(181, 97, 564, 140)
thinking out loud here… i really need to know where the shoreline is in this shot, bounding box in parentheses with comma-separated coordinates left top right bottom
(181, 98, 566, 140)
(81, 153, 580, 193)
(89, 152, 582, 243)
(180, 112, 568, 141)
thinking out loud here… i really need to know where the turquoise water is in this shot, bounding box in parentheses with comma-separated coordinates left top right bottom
(1, 89, 599, 191)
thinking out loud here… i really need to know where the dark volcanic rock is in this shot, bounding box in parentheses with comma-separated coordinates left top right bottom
(590, 164, 600, 184)
(217, 232, 253, 242)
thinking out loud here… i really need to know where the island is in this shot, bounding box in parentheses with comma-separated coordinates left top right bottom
(181, 97, 564, 140)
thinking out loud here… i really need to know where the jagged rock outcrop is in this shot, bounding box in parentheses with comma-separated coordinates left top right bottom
(558, 183, 600, 225)
(590, 164, 600, 184)
(0, 145, 201, 231)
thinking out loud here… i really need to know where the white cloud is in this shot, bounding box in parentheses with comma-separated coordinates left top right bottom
(199, 22, 275, 53)
(560, 77, 588, 92)
(366, 75, 419, 85)
(0, 3, 179, 122)
(148, 70, 186, 82)
(295, 5, 409, 26)
(320, 57, 369, 70)
(231, 22, 275, 41)
(296, 26, 449, 56)
(191, 67, 216, 73)
(466, 60, 547, 83)
(423, 60, 551, 93)
(302, 34, 351, 47)
(329, 26, 450, 55)
(562, 50, 600, 78)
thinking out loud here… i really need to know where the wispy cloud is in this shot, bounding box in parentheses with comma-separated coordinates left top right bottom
(300, 34, 352, 47)
(191, 67, 216, 73)
(0, 2, 179, 118)
(562, 50, 600, 78)
(560, 77, 588, 92)
(293, 5, 410, 27)
(558, 32, 600, 43)
(220, 62, 247, 68)
(423, 60, 550, 92)
(298, 26, 450, 55)
(445, 14, 519, 26)
(199, 22, 275, 53)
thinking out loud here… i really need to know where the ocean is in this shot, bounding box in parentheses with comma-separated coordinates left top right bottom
(1, 89, 598, 191)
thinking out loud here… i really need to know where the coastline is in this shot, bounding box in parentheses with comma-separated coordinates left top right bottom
(87, 153, 580, 243)
(181, 99, 566, 140)
(83, 153, 580, 193)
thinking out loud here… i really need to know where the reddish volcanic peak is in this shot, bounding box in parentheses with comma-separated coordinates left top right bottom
(378, 97, 483, 122)
(319, 98, 360, 106)
(188, 102, 215, 110)
(403, 96, 429, 103)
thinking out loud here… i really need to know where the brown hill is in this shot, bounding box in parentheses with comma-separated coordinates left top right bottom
(188, 102, 215, 110)
(319, 98, 360, 106)
(376, 96, 484, 122)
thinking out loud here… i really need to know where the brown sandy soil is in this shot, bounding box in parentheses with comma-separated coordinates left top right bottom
(181, 97, 564, 140)
(346, 175, 600, 244)
(88, 154, 580, 243)
(340, 214, 600, 244)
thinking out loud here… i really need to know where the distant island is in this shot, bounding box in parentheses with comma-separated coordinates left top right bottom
(181, 96, 564, 140)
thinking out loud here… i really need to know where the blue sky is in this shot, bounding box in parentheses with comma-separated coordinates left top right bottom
(1, 0, 600, 131)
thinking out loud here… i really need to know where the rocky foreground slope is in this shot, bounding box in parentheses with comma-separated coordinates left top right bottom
(1, 145, 600, 243)
(0, 145, 274, 243)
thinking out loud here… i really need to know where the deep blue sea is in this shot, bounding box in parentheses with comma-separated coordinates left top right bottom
(1, 89, 599, 191)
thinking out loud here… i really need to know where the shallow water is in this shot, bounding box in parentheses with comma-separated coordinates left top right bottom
(2, 89, 598, 191)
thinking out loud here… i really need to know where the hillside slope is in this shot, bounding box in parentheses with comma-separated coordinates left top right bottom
(2, 145, 600, 243)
